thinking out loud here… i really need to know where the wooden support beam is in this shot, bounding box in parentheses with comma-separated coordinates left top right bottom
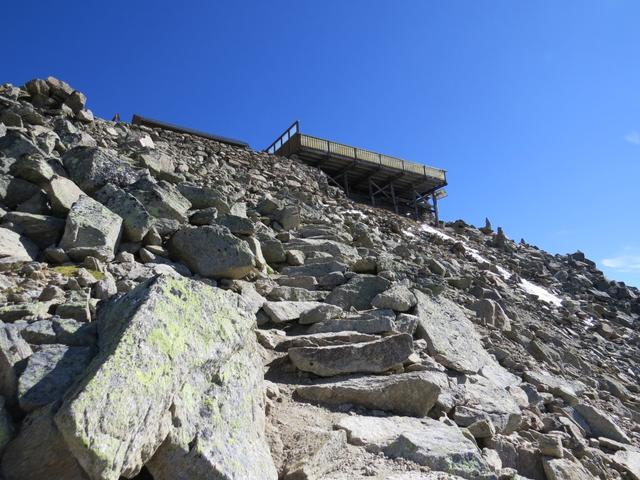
(432, 192, 439, 226)
(350, 166, 383, 188)
(369, 178, 375, 207)
(390, 182, 398, 214)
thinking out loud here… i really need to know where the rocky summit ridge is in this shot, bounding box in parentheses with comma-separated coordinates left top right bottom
(0, 77, 638, 480)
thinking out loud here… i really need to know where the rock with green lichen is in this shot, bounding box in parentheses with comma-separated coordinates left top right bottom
(54, 274, 260, 480)
(58, 195, 123, 262)
(147, 334, 277, 480)
(168, 224, 256, 279)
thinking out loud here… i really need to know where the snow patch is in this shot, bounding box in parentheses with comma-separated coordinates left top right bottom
(520, 278, 563, 307)
(418, 224, 454, 242)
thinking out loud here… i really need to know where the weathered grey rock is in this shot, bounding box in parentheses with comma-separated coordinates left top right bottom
(128, 179, 191, 234)
(472, 298, 511, 330)
(542, 457, 593, 480)
(299, 304, 344, 324)
(336, 416, 493, 480)
(307, 309, 396, 335)
(45, 175, 85, 215)
(325, 274, 392, 311)
(612, 449, 640, 480)
(18, 344, 94, 412)
(53, 275, 261, 480)
(189, 207, 218, 225)
(59, 195, 122, 261)
(263, 301, 324, 323)
(276, 205, 301, 230)
(281, 259, 348, 277)
(137, 151, 174, 177)
(283, 428, 347, 480)
(0, 226, 39, 262)
(1, 405, 89, 480)
(261, 237, 287, 263)
(21, 319, 57, 344)
(176, 182, 225, 209)
(267, 286, 327, 302)
(9, 154, 57, 185)
(394, 313, 419, 335)
(0, 131, 45, 160)
(286, 238, 359, 263)
(169, 225, 255, 279)
(0, 122, 5, 138)
(2, 212, 65, 248)
(94, 184, 154, 242)
(285, 250, 305, 266)
(62, 146, 142, 193)
(0, 323, 32, 404)
(297, 371, 441, 416)
(456, 376, 522, 434)
(288, 334, 413, 377)
(276, 331, 379, 350)
(414, 290, 491, 374)
(573, 403, 631, 444)
(52, 318, 96, 346)
(0, 175, 41, 208)
(0, 302, 49, 322)
(371, 284, 417, 312)
(538, 434, 563, 458)
(146, 338, 277, 480)
(216, 213, 255, 235)
(55, 294, 91, 323)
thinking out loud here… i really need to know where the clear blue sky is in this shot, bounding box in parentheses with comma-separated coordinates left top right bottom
(3, 1, 640, 286)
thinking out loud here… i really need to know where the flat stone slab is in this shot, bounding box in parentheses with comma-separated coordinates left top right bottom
(414, 290, 491, 374)
(335, 415, 494, 480)
(307, 309, 396, 335)
(288, 334, 413, 377)
(263, 301, 324, 323)
(276, 331, 379, 350)
(280, 260, 348, 278)
(296, 371, 441, 416)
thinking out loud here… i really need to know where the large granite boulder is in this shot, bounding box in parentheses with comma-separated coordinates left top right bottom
(94, 184, 154, 242)
(146, 337, 277, 480)
(169, 225, 255, 279)
(62, 146, 142, 193)
(53, 275, 274, 480)
(59, 195, 122, 262)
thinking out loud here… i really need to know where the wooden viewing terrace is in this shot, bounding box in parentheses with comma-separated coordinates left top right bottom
(265, 121, 447, 221)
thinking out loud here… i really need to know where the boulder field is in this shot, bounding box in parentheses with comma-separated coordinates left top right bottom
(0, 77, 638, 479)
